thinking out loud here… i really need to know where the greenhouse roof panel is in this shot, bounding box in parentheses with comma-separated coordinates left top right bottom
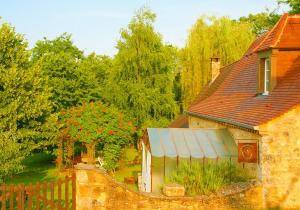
(146, 128, 237, 159)
(158, 129, 177, 158)
(147, 128, 164, 157)
(194, 130, 218, 159)
(183, 129, 204, 158)
(171, 129, 190, 158)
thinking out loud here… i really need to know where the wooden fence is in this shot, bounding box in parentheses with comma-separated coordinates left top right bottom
(0, 173, 76, 210)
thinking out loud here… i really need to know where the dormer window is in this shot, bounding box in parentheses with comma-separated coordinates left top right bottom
(258, 52, 275, 96)
(264, 58, 271, 95)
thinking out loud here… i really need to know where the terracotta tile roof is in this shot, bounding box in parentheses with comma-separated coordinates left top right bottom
(187, 14, 300, 129)
(169, 114, 188, 128)
(255, 14, 300, 52)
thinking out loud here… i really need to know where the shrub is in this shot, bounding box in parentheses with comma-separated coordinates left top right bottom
(165, 161, 250, 196)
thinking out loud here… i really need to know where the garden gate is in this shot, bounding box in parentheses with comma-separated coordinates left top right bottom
(0, 173, 76, 210)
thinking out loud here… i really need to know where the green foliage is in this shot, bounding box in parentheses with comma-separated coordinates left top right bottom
(181, 16, 255, 108)
(104, 7, 179, 127)
(239, 11, 280, 36)
(278, 0, 300, 14)
(0, 137, 23, 183)
(5, 152, 57, 185)
(59, 102, 135, 144)
(31, 34, 103, 111)
(31, 33, 83, 62)
(166, 161, 250, 196)
(78, 53, 113, 100)
(59, 102, 136, 171)
(0, 21, 29, 69)
(103, 144, 121, 172)
(0, 22, 53, 182)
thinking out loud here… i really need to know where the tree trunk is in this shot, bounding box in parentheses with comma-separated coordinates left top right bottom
(86, 142, 95, 164)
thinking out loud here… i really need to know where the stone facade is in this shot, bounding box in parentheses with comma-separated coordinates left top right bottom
(259, 105, 300, 209)
(75, 164, 262, 210)
(189, 106, 300, 209)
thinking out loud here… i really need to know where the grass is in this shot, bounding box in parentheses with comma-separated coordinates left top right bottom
(5, 152, 60, 185)
(5, 148, 141, 195)
(4, 152, 74, 209)
(113, 147, 141, 191)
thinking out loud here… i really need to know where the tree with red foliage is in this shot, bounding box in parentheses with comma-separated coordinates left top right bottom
(58, 102, 136, 171)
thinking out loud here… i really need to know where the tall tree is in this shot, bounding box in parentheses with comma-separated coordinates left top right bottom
(0, 21, 29, 68)
(181, 16, 255, 108)
(32, 34, 99, 111)
(0, 21, 52, 182)
(78, 53, 113, 100)
(278, 0, 300, 14)
(239, 11, 280, 36)
(105, 7, 178, 127)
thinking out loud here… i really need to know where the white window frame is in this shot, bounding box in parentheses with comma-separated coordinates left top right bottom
(263, 58, 271, 95)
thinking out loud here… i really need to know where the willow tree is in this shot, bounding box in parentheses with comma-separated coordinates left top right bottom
(105, 8, 178, 127)
(181, 16, 255, 108)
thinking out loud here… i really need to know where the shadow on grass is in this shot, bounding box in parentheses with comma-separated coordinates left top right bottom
(5, 152, 59, 185)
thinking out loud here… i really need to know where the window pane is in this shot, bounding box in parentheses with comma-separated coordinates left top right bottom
(264, 58, 271, 93)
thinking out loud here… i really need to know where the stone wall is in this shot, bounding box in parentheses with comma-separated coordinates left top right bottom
(75, 164, 262, 210)
(260, 105, 300, 209)
(188, 107, 300, 209)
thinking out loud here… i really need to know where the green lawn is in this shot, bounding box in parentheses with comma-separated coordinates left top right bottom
(113, 147, 141, 191)
(5, 152, 60, 185)
(5, 149, 142, 193)
(4, 152, 74, 209)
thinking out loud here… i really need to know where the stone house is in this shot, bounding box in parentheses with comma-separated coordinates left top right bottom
(174, 13, 300, 209)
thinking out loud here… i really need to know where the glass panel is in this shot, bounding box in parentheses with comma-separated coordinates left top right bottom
(194, 130, 218, 159)
(159, 129, 177, 158)
(264, 58, 271, 93)
(218, 129, 238, 157)
(151, 156, 164, 194)
(184, 129, 204, 159)
(206, 129, 230, 158)
(165, 157, 177, 178)
(172, 129, 190, 158)
(147, 128, 164, 157)
(178, 157, 190, 167)
(191, 157, 204, 164)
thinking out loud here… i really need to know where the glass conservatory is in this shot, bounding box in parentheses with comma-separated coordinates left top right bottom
(140, 128, 237, 193)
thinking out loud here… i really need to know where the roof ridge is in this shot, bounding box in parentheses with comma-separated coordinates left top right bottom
(271, 14, 289, 48)
(253, 13, 288, 52)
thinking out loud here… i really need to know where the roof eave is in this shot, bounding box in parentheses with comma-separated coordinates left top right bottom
(185, 111, 259, 131)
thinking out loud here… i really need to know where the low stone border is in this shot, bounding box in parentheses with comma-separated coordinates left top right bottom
(75, 164, 263, 210)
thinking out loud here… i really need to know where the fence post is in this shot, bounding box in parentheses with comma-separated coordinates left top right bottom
(65, 176, 69, 210)
(27, 184, 33, 210)
(1, 184, 6, 210)
(17, 184, 21, 210)
(58, 179, 62, 210)
(72, 172, 76, 210)
(50, 182, 54, 210)
(19, 184, 25, 210)
(9, 185, 14, 210)
(36, 182, 40, 210)
(42, 183, 47, 208)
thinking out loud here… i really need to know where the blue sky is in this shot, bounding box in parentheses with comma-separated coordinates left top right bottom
(0, 0, 288, 56)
